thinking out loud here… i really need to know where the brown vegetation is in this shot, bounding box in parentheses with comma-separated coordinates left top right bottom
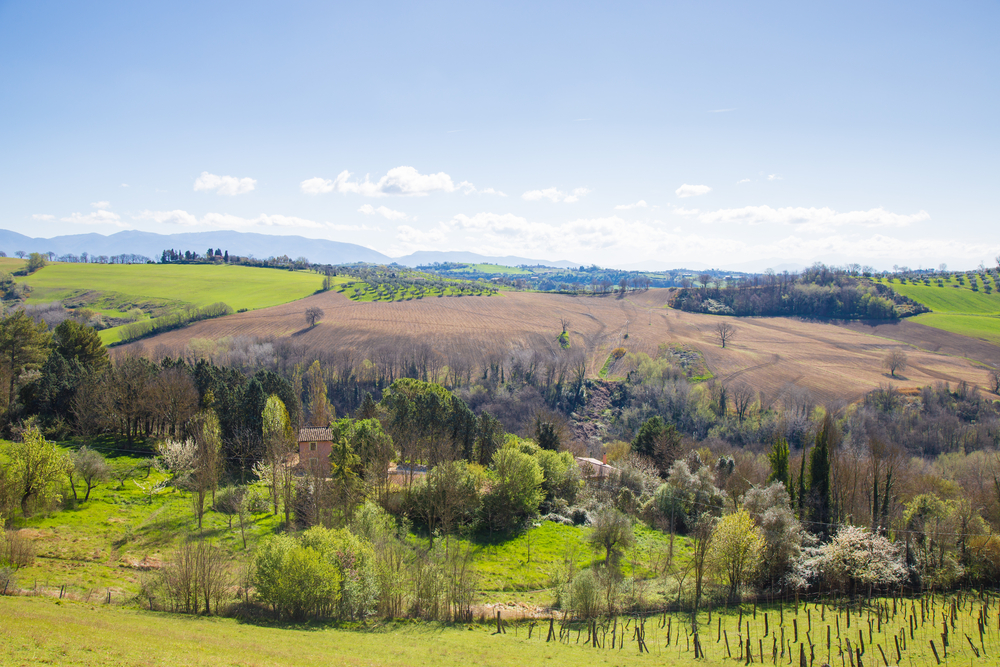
(122, 289, 996, 404)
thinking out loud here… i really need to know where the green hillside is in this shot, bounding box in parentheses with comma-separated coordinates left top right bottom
(875, 276, 1000, 345)
(881, 279, 1000, 314)
(13, 262, 325, 344)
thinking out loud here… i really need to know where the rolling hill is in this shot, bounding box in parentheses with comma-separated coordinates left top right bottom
(121, 287, 999, 405)
(876, 276, 1000, 345)
(15, 261, 326, 344)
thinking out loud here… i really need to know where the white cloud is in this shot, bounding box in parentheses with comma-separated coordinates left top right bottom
(737, 179, 751, 184)
(358, 204, 408, 221)
(90, 201, 110, 209)
(31, 214, 55, 220)
(61, 210, 126, 227)
(457, 181, 507, 196)
(767, 174, 783, 181)
(301, 166, 461, 197)
(708, 108, 736, 113)
(675, 184, 712, 198)
(615, 200, 648, 210)
(676, 205, 930, 232)
(522, 187, 590, 203)
(194, 171, 257, 196)
(120, 183, 129, 188)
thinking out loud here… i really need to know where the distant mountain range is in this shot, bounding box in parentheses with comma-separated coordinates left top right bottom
(0, 228, 582, 269)
(0, 227, 811, 273)
(0, 229, 390, 265)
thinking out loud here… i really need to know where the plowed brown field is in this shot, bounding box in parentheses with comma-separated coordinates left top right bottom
(122, 289, 998, 405)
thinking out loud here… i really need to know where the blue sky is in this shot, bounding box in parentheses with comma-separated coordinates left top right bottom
(1, 1, 998, 270)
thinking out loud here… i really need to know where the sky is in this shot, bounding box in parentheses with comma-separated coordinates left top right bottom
(1, 1, 998, 271)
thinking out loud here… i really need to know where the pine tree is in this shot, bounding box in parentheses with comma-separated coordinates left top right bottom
(356, 391, 378, 420)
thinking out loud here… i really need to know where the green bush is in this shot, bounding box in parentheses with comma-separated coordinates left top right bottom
(568, 569, 601, 618)
(254, 534, 340, 620)
(253, 526, 378, 621)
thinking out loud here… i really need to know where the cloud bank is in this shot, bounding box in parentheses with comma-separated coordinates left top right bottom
(300, 166, 500, 198)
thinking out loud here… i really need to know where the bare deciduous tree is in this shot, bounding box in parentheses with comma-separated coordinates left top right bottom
(305, 306, 325, 328)
(882, 349, 908, 378)
(715, 321, 736, 349)
(989, 368, 1000, 395)
(730, 382, 754, 422)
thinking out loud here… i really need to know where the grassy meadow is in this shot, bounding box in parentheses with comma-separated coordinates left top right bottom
(4, 590, 995, 667)
(5, 446, 279, 599)
(875, 275, 1000, 345)
(0, 595, 696, 667)
(13, 262, 325, 344)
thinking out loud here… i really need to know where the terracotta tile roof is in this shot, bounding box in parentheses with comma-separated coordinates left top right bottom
(298, 427, 332, 442)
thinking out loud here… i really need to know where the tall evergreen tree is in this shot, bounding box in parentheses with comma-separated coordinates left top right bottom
(808, 412, 836, 536)
(796, 447, 807, 520)
(766, 437, 790, 489)
(0, 311, 51, 425)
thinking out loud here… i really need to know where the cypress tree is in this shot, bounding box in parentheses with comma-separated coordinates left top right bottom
(766, 437, 790, 489)
(796, 446, 807, 520)
(808, 412, 836, 535)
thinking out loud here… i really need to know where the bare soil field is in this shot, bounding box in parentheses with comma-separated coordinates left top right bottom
(123, 288, 998, 405)
(833, 318, 1000, 368)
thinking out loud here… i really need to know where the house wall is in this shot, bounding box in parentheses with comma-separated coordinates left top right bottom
(298, 440, 333, 475)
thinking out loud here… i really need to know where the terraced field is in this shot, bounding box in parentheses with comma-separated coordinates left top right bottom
(123, 288, 998, 404)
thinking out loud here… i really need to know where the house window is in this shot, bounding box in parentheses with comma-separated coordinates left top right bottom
(309, 442, 317, 451)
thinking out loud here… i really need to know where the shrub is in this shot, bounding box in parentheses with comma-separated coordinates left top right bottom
(253, 527, 378, 621)
(568, 569, 601, 618)
(0, 530, 35, 570)
(254, 535, 339, 620)
(479, 445, 544, 532)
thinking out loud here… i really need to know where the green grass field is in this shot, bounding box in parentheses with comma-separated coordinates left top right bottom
(14, 262, 325, 344)
(875, 277, 1000, 344)
(0, 596, 704, 667)
(3, 592, 987, 667)
(22, 263, 323, 312)
(882, 279, 1000, 315)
